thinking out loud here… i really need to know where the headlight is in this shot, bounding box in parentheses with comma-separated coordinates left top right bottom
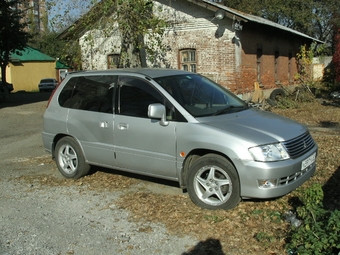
(249, 143, 289, 162)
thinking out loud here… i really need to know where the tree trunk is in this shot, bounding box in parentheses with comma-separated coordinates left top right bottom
(138, 35, 147, 68)
(1, 62, 7, 84)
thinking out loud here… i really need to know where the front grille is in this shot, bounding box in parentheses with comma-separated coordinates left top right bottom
(282, 132, 315, 159)
(278, 163, 313, 186)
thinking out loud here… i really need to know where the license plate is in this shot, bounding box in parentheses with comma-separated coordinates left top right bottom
(301, 153, 316, 170)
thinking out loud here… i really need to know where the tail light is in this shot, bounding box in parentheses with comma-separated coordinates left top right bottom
(46, 82, 61, 108)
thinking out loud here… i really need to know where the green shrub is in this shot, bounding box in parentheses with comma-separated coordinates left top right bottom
(285, 184, 340, 254)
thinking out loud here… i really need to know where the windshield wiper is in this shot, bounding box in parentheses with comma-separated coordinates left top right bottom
(213, 105, 245, 116)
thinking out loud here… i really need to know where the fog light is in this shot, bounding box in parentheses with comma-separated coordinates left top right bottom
(257, 179, 278, 189)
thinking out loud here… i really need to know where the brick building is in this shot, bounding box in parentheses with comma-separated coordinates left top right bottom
(58, 0, 322, 94)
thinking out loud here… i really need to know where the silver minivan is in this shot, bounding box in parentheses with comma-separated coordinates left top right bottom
(42, 68, 317, 210)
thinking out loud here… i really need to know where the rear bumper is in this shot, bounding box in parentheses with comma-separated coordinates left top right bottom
(42, 132, 54, 154)
(39, 85, 56, 90)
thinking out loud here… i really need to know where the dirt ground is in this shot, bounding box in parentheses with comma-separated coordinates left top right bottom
(1, 92, 339, 255)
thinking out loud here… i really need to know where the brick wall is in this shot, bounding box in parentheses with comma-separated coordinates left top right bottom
(236, 23, 308, 93)
(163, 27, 237, 86)
(155, 0, 312, 93)
(79, 0, 315, 95)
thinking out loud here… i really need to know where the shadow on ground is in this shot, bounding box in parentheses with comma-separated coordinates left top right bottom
(90, 165, 182, 190)
(0, 91, 51, 109)
(182, 238, 225, 255)
(323, 166, 340, 210)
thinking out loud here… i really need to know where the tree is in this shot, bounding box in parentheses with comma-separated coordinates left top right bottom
(0, 0, 31, 85)
(115, 0, 167, 67)
(46, 0, 96, 33)
(57, 0, 168, 69)
(223, 0, 338, 54)
(28, 32, 66, 59)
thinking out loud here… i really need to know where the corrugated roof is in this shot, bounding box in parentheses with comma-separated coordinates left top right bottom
(196, 0, 323, 43)
(10, 47, 55, 62)
(57, 0, 323, 44)
(56, 60, 72, 69)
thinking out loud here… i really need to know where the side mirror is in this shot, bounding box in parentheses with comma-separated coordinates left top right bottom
(148, 103, 169, 126)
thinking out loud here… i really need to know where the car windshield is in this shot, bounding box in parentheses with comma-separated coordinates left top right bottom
(154, 74, 247, 117)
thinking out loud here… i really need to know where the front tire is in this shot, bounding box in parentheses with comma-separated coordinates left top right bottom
(187, 154, 241, 210)
(55, 137, 90, 179)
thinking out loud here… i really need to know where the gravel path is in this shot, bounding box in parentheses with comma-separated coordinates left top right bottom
(0, 93, 198, 255)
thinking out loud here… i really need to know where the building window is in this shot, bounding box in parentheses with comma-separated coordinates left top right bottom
(107, 54, 120, 69)
(180, 49, 196, 73)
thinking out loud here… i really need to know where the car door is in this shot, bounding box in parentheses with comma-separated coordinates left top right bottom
(113, 75, 177, 179)
(62, 75, 117, 167)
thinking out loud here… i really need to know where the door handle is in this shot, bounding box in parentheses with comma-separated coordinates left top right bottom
(118, 123, 129, 130)
(99, 121, 109, 128)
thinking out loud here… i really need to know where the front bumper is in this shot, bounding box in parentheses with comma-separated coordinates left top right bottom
(237, 146, 317, 199)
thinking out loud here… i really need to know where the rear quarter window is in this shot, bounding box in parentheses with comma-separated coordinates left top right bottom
(59, 75, 117, 113)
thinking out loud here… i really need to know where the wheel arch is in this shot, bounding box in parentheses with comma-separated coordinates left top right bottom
(51, 134, 84, 160)
(180, 149, 239, 189)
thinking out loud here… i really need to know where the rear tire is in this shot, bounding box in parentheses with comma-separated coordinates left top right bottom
(187, 154, 241, 210)
(55, 137, 90, 179)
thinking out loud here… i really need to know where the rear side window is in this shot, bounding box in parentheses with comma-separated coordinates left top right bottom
(59, 75, 117, 113)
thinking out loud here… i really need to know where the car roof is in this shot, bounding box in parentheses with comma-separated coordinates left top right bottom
(67, 68, 193, 79)
(41, 78, 56, 81)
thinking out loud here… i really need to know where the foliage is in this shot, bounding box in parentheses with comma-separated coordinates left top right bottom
(274, 96, 300, 109)
(62, 40, 82, 70)
(295, 44, 315, 83)
(46, 0, 98, 32)
(295, 43, 325, 91)
(54, 0, 168, 69)
(286, 184, 340, 254)
(0, 0, 31, 84)
(223, 0, 338, 54)
(115, 0, 168, 67)
(271, 43, 320, 109)
(28, 32, 66, 59)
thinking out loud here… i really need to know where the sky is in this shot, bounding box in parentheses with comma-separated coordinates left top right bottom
(46, 0, 97, 31)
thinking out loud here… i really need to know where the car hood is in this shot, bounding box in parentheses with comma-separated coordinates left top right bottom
(197, 108, 307, 145)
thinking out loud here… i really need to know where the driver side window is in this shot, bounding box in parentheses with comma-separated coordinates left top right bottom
(118, 76, 163, 118)
(117, 76, 186, 122)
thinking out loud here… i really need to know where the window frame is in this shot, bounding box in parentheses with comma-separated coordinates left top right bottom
(116, 75, 184, 121)
(107, 54, 120, 69)
(179, 49, 197, 73)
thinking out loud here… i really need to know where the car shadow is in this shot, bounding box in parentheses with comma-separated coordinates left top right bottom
(182, 238, 225, 255)
(0, 91, 51, 109)
(322, 166, 340, 210)
(89, 165, 183, 190)
(286, 166, 340, 211)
